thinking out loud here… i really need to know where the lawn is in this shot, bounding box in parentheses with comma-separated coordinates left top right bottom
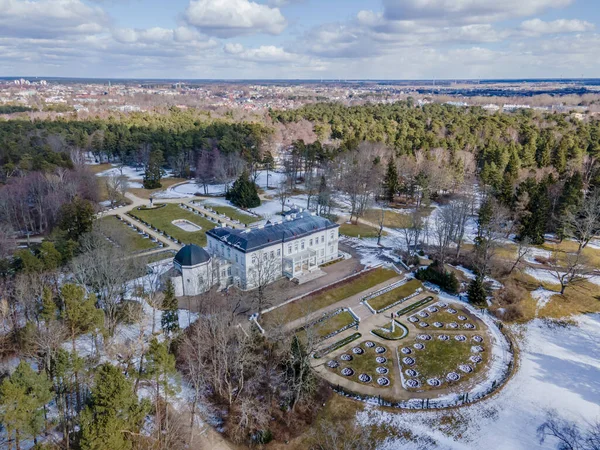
(371, 320, 409, 340)
(262, 268, 398, 327)
(339, 221, 383, 238)
(411, 305, 479, 331)
(363, 209, 411, 228)
(327, 341, 393, 388)
(135, 250, 177, 265)
(365, 279, 423, 312)
(298, 310, 357, 342)
(401, 334, 488, 391)
(204, 203, 260, 225)
(396, 296, 434, 316)
(129, 178, 188, 199)
(99, 216, 157, 251)
(129, 203, 216, 247)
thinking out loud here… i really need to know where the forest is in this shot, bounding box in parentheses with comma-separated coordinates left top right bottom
(0, 101, 600, 449)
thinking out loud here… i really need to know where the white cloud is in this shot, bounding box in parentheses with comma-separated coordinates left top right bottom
(382, 0, 574, 24)
(0, 0, 108, 38)
(520, 18, 594, 35)
(184, 0, 287, 38)
(224, 43, 298, 63)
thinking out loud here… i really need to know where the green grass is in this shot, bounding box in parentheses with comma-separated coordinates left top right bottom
(99, 216, 157, 251)
(366, 279, 423, 313)
(415, 305, 479, 330)
(339, 221, 384, 238)
(363, 209, 411, 228)
(396, 296, 434, 316)
(314, 333, 361, 359)
(298, 310, 357, 343)
(262, 268, 398, 327)
(327, 341, 393, 388)
(371, 321, 409, 340)
(204, 204, 260, 225)
(136, 250, 177, 264)
(401, 335, 488, 391)
(129, 203, 216, 247)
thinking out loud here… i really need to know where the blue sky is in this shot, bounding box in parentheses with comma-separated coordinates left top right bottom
(1, 0, 599, 79)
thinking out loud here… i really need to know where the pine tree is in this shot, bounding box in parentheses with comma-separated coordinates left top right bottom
(144, 339, 178, 445)
(0, 361, 52, 450)
(39, 285, 57, 323)
(467, 275, 488, 306)
(161, 280, 179, 337)
(79, 363, 149, 450)
(58, 197, 96, 242)
(226, 169, 261, 208)
(61, 284, 104, 353)
(382, 156, 399, 202)
(143, 149, 164, 189)
(262, 151, 275, 189)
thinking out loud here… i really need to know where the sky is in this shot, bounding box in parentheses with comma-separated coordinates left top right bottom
(1, 0, 600, 79)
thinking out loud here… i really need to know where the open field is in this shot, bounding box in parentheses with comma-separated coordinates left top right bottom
(400, 334, 489, 392)
(298, 310, 357, 342)
(204, 204, 260, 225)
(365, 279, 423, 312)
(99, 216, 157, 251)
(326, 341, 393, 388)
(339, 221, 383, 238)
(129, 178, 188, 199)
(363, 209, 411, 228)
(262, 268, 398, 327)
(129, 203, 216, 247)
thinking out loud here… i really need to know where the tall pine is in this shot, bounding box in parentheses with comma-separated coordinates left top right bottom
(382, 156, 399, 202)
(226, 169, 261, 208)
(143, 149, 164, 189)
(161, 280, 179, 337)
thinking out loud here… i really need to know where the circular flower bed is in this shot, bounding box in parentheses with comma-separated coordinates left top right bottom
(327, 360, 339, 368)
(433, 321, 444, 328)
(365, 341, 376, 348)
(446, 308, 457, 314)
(413, 343, 425, 350)
(406, 379, 420, 388)
(340, 354, 353, 361)
(470, 355, 483, 364)
(408, 316, 419, 323)
(402, 357, 415, 365)
(438, 334, 450, 341)
(471, 345, 484, 353)
(464, 323, 475, 329)
(472, 335, 484, 343)
(419, 322, 429, 328)
(352, 347, 364, 355)
(405, 369, 418, 377)
(454, 335, 467, 342)
(341, 368, 354, 376)
(418, 311, 429, 318)
(375, 356, 387, 364)
(459, 364, 473, 373)
(446, 372, 460, 382)
(438, 302, 448, 308)
(427, 306, 439, 313)
(375, 346, 386, 354)
(377, 377, 390, 386)
(400, 347, 412, 354)
(448, 322, 458, 329)
(376, 367, 388, 375)
(458, 315, 467, 321)
(427, 378, 441, 387)
(417, 334, 432, 341)
(358, 373, 372, 383)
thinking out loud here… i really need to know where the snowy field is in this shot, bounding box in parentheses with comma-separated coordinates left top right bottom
(358, 314, 600, 450)
(153, 170, 286, 198)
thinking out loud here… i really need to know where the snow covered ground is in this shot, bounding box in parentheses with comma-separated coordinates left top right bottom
(358, 313, 600, 450)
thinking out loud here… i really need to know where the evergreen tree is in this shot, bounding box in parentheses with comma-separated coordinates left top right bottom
(518, 178, 551, 244)
(61, 284, 104, 353)
(58, 197, 95, 242)
(143, 149, 164, 189)
(262, 151, 275, 189)
(40, 285, 57, 323)
(161, 280, 179, 337)
(226, 169, 261, 208)
(0, 361, 52, 450)
(382, 156, 399, 202)
(467, 275, 488, 306)
(79, 363, 149, 450)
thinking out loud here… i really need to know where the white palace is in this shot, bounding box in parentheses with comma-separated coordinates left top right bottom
(169, 211, 340, 297)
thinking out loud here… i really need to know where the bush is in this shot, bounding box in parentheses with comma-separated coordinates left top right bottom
(415, 260, 459, 294)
